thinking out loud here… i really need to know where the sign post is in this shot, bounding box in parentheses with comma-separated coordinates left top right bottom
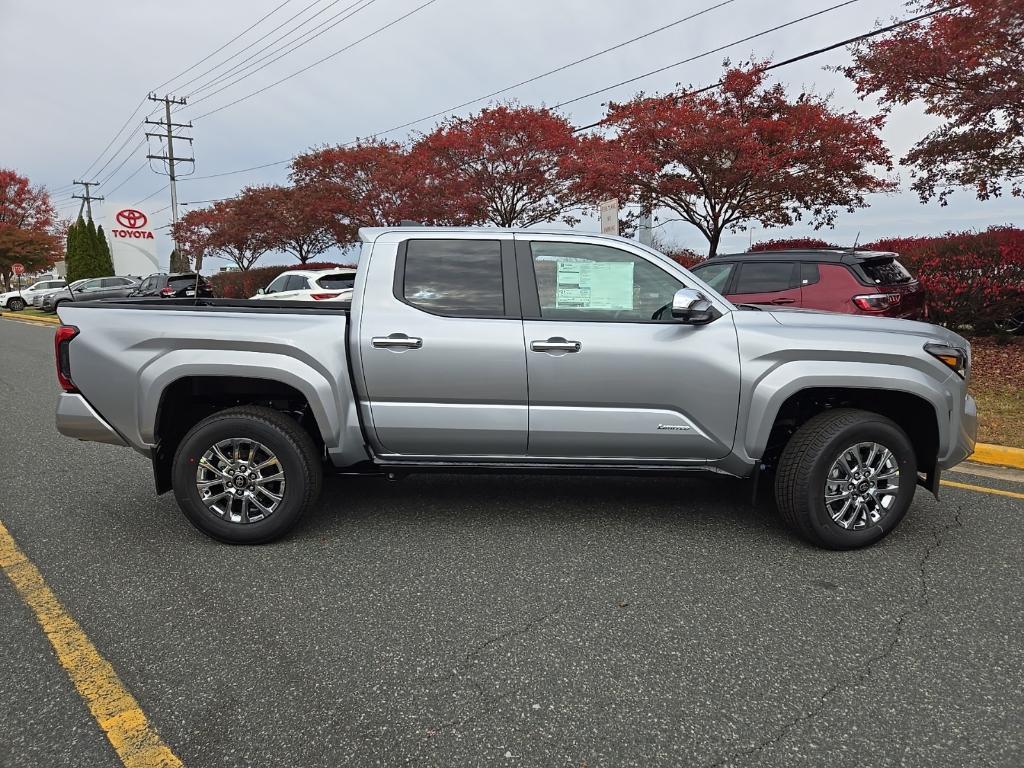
(599, 199, 619, 236)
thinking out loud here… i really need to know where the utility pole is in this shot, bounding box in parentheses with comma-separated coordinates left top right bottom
(71, 180, 104, 220)
(145, 94, 194, 260)
(637, 210, 653, 247)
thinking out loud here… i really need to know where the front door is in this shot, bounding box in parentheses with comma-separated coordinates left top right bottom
(358, 236, 528, 457)
(517, 237, 740, 461)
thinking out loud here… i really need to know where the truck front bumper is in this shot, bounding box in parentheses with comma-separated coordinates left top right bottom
(939, 393, 977, 470)
(55, 393, 127, 446)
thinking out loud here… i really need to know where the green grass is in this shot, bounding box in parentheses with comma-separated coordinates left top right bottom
(968, 337, 1024, 449)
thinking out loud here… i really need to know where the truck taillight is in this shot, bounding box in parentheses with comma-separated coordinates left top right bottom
(54, 324, 79, 393)
(853, 293, 901, 312)
(309, 292, 340, 301)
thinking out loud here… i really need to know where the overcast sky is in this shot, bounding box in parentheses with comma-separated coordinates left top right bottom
(3, 0, 1020, 269)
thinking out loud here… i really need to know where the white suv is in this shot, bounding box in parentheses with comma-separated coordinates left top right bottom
(0, 279, 67, 311)
(250, 268, 356, 302)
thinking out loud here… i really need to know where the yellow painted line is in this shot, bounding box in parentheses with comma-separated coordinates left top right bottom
(0, 312, 61, 325)
(941, 479, 1024, 500)
(971, 443, 1024, 470)
(0, 520, 183, 768)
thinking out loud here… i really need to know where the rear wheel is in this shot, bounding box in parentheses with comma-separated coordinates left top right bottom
(775, 408, 916, 549)
(172, 406, 322, 544)
(7, 297, 25, 311)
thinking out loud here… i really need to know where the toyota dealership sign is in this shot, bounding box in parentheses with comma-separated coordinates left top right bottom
(106, 206, 159, 275)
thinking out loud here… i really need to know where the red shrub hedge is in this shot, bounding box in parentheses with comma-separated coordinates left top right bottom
(209, 262, 355, 298)
(863, 228, 1024, 332)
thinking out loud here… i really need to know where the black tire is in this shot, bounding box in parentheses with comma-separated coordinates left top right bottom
(7, 297, 25, 311)
(775, 408, 917, 550)
(172, 406, 323, 544)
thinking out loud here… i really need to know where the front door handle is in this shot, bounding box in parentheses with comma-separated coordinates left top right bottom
(770, 298, 796, 305)
(530, 337, 581, 353)
(372, 333, 423, 350)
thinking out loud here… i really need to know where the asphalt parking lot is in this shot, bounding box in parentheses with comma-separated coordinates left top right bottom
(1, 317, 1022, 768)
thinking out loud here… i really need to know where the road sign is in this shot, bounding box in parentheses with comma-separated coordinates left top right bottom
(599, 199, 619, 235)
(11, 263, 25, 275)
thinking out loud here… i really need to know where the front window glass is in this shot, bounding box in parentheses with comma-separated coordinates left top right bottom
(692, 262, 734, 293)
(530, 241, 682, 322)
(265, 275, 288, 294)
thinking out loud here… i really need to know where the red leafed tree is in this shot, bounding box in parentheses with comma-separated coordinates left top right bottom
(414, 104, 595, 227)
(173, 199, 270, 271)
(843, 0, 1024, 205)
(238, 185, 336, 264)
(582, 66, 896, 256)
(0, 169, 59, 289)
(290, 140, 448, 245)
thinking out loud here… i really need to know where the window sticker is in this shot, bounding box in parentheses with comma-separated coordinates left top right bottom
(554, 260, 634, 310)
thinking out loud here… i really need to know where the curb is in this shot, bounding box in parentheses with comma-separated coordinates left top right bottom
(971, 443, 1024, 470)
(0, 311, 60, 326)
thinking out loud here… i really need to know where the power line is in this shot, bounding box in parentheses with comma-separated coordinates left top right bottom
(97, 136, 148, 186)
(554, 0, 862, 111)
(346, 0, 740, 143)
(133, 184, 169, 206)
(152, 0, 295, 93)
(103, 161, 149, 197)
(170, 0, 336, 95)
(78, 96, 149, 179)
(185, 0, 374, 99)
(191, 0, 443, 121)
(181, 2, 959, 185)
(570, 1, 962, 132)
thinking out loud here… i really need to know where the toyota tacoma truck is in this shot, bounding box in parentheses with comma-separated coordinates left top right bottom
(54, 228, 976, 549)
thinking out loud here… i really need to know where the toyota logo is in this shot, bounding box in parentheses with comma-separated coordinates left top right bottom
(115, 209, 148, 229)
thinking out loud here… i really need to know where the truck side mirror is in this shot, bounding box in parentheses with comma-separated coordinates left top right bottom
(672, 288, 717, 325)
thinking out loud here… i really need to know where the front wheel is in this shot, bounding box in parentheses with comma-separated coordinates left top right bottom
(775, 408, 917, 550)
(172, 406, 323, 544)
(7, 297, 25, 311)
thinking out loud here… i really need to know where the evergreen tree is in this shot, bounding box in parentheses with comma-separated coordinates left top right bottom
(65, 216, 86, 282)
(95, 225, 115, 276)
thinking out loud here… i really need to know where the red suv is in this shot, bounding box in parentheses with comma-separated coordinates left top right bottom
(689, 249, 924, 319)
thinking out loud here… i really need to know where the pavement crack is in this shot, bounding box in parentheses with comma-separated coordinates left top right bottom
(704, 502, 965, 768)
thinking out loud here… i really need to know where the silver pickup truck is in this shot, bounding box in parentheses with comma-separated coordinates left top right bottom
(55, 227, 976, 549)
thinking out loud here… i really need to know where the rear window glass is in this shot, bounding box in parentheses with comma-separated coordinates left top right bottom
(861, 258, 912, 285)
(402, 239, 504, 316)
(168, 275, 207, 288)
(318, 275, 355, 290)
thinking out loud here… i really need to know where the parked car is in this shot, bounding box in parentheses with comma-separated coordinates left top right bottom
(41, 279, 89, 312)
(0, 279, 67, 311)
(129, 273, 214, 299)
(690, 249, 924, 319)
(41, 276, 139, 312)
(251, 268, 356, 302)
(54, 227, 975, 550)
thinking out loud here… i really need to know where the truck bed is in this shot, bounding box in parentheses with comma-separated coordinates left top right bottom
(68, 297, 351, 314)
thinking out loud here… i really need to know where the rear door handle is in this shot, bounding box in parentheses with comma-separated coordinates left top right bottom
(530, 337, 581, 353)
(372, 333, 423, 350)
(770, 298, 796, 305)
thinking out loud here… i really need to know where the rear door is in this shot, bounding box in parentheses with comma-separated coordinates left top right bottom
(517, 236, 740, 461)
(357, 236, 528, 457)
(729, 261, 801, 306)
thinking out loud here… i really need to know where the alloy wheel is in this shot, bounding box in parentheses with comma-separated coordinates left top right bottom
(195, 438, 286, 524)
(823, 441, 900, 530)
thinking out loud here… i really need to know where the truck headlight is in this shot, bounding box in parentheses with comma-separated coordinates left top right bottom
(924, 342, 967, 378)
